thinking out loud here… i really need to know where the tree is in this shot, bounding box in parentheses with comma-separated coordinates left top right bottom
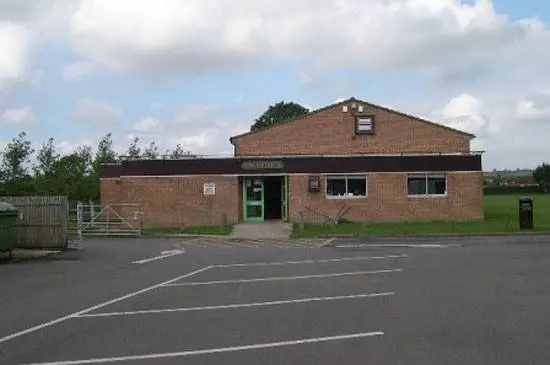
(492, 173, 504, 186)
(168, 144, 192, 159)
(250, 101, 309, 132)
(34, 137, 60, 178)
(126, 137, 141, 159)
(93, 133, 117, 172)
(533, 162, 550, 193)
(143, 141, 159, 159)
(49, 144, 96, 201)
(1, 131, 34, 180)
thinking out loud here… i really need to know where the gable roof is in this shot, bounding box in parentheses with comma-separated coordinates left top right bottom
(229, 97, 476, 144)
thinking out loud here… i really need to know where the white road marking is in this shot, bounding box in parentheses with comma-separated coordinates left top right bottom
(0, 266, 213, 345)
(336, 243, 458, 248)
(213, 254, 408, 268)
(320, 237, 336, 247)
(160, 250, 182, 255)
(132, 250, 185, 264)
(21, 332, 384, 364)
(76, 292, 395, 318)
(163, 268, 402, 286)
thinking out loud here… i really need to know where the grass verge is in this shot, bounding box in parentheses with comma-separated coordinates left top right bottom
(293, 194, 550, 238)
(143, 225, 233, 236)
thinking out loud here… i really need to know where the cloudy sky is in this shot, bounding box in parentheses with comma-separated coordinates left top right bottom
(1, 0, 549, 170)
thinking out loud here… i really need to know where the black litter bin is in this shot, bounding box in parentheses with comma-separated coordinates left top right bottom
(0, 202, 18, 260)
(519, 196, 534, 230)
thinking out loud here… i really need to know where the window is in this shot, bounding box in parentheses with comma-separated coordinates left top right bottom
(356, 116, 375, 135)
(407, 174, 447, 196)
(326, 175, 367, 198)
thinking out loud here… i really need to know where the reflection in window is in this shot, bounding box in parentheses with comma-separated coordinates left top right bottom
(407, 174, 446, 196)
(326, 175, 367, 198)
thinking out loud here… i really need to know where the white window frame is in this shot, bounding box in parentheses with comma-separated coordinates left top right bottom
(325, 174, 368, 199)
(407, 173, 447, 198)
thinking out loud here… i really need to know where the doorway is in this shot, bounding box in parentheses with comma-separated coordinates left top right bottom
(264, 176, 282, 220)
(243, 176, 288, 222)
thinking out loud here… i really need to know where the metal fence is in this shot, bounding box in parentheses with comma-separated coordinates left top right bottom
(71, 203, 142, 242)
(0, 195, 69, 250)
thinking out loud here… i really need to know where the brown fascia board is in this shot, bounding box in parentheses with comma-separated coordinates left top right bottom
(229, 97, 476, 145)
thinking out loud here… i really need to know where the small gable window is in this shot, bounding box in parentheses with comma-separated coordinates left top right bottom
(356, 116, 375, 135)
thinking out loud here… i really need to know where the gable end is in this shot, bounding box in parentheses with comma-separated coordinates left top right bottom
(230, 97, 476, 145)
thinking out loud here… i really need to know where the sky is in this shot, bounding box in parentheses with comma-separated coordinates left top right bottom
(1, 0, 550, 170)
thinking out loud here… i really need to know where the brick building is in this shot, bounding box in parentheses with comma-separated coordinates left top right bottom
(100, 97, 484, 227)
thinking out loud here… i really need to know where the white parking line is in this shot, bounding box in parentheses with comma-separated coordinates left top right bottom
(320, 237, 336, 247)
(163, 268, 402, 287)
(76, 292, 395, 318)
(131, 249, 185, 264)
(22, 332, 384, 364)
(213, 254, 408, 268)
(0, 266, 213, 345)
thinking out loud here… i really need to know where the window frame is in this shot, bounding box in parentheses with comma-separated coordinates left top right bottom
(355, 115, 375, 135)
(325, 174, 368, 200)
(407, 173, 448, 198)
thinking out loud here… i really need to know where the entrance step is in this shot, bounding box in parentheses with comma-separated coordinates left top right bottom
(229, 221, 292, 240)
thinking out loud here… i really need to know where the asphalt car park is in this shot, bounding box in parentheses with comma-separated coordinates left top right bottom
(1, 235, 549, 364)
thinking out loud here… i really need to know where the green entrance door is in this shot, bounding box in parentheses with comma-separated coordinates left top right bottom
(244, 177, 264, 222)
(281, 175, 289, 222)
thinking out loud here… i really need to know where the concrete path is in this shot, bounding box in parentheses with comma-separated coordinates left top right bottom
(229, 221, 293, 239)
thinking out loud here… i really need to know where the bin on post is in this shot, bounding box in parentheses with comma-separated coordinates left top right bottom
(0, 202, 18, 260)
(519, 196, 534, 230)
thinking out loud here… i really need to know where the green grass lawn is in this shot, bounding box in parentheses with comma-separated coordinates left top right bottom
(294, 194, 550, 238)
(142, 225, 234, 236)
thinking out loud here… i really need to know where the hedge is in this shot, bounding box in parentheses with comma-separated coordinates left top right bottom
(484, 185, 542, 195)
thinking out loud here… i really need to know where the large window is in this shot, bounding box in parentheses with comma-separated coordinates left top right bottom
(326, 175, 368, 198)
(407, 174, 447, 196)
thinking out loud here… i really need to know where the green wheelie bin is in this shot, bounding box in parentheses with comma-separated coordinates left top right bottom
(0, 202, 18, 261)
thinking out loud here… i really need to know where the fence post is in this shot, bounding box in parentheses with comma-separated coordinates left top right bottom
(89, 200, 94, 227)
(221, 213, 228, 228)
(299, 211, 305, 233)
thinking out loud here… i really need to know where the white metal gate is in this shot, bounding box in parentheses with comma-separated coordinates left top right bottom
(76, 204, 142, 241)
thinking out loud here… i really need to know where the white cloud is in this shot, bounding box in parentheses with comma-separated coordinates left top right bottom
(516, 94, 550, 121)
(61, 61, 95, 82)
(134, 117, 161, 133)
(72, 97, 122, 124)
(124, 102, 252, 156)
(60, 0, 545, 75)
(1, 0, 549, 170)
(437, 93, 499, 137)
(1, 106, 36, 124)
(0, 22, 34, 93)
(172, 104, 221, 126)
(56, 139, 94, 155)
(421, 91, 550, 169)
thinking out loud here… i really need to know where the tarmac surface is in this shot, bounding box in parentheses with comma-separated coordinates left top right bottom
(1, 235, 549, 364)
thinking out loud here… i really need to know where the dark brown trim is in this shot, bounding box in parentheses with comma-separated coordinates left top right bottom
(229, 97, 476, 144)
(101, 155, 482, 178)
(100, 164, 123, 179)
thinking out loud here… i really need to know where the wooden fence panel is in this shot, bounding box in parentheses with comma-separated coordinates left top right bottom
(0, 196, 69, 250)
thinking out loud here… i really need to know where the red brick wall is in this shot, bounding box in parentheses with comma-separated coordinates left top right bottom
(289, 172, 483, 223)
(234, 103, 471, 156)
(100, 176, 240, 227)
(100, 179, 122, 205)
